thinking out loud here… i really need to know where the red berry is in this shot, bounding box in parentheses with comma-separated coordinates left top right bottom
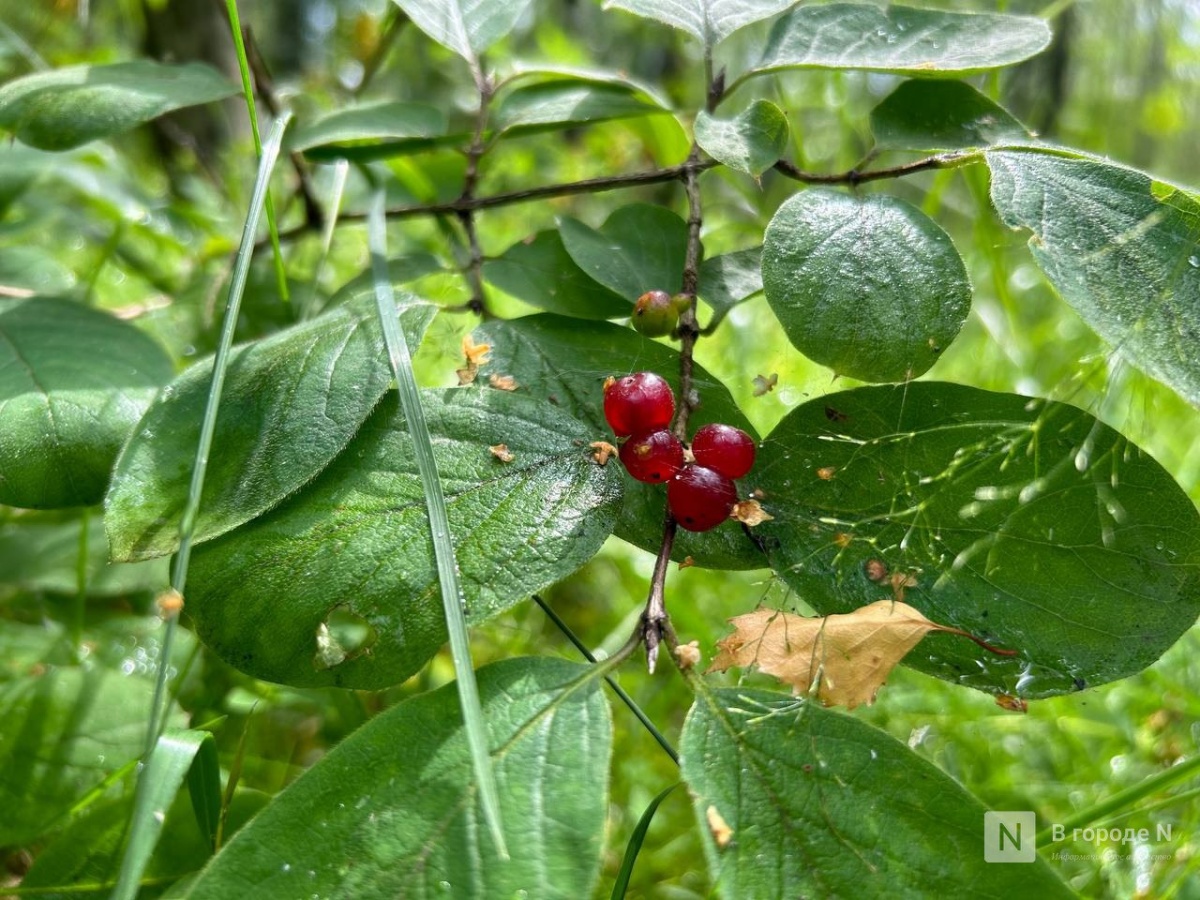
(668, 464, 738, 532)
(691, 423, 756, 479)
(603, 372, 675, 437)
(619, 430, 685, 483)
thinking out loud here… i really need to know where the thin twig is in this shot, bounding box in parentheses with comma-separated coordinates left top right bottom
(457, 73, 495, 313)
(640, 512, 680, 674)
(773, 151, 980, 187)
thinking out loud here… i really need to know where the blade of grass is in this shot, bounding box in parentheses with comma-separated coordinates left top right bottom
(366, 188, 508, 859)
(112, 729, 215, 900)
(1038, 753, 1200, 845)
(610, 783, 679, 899)
(533, 594, 679, 766)
(144, 110, 293, 758)
(225, 0, 290, 308)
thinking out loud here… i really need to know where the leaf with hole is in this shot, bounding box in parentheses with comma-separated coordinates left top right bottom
(988, 149, 1200, 409)
(871, 80, 1031, 151)
(762, 188, 971, 382)
(680, 689, 1074, 897)
(740, 4, 1051, 87)
(694, 100, 789, 177)
(0, 60, 238, 151)
(183, 657, 611, 900)
(484, 231, 631, 319)
(185, 388, 622, 689)
(475, 314, 766, 570)
(289, 101, 452, 162)
(753, 382, 1200, 697)
(0, 296, 174, 510)
(105, 293, 436, 562)
(559, 203, 688, 302)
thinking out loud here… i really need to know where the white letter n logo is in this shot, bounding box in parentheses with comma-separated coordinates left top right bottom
(985, 811, 1037, 863)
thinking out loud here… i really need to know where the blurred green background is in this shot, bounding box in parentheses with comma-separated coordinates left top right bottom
(2, 0, 1199, 896)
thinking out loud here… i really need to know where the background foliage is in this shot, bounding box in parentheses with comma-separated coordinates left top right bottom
(2, 0, 1200, 897)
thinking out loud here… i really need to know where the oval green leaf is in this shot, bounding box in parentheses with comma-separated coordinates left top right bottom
(695, 100, 789, 177)
(475, 314, 765, 570)
(680, 688, 1074, 898)
(0, 296, 174, 509)
(871, 80, 1032, 151)
(602, 0, 795, 50)
(762, 189, 971, 382)
(0, 60, 238, 151)
(752, 382, 1200, 697)
(559, 203, 688, 301)
(186, 388, 623, 689)
(493, 80, 670, 136)
(484, 230, 632, 319)
(743, 4, 1051, 85)
(698, 247, 762, 322)
(391, 0, 534, 65)
(987, 149, 1200, 409)
(105, 293, 435, 562)
(184, 657, 611, 899)
(289, 101, 452, 162)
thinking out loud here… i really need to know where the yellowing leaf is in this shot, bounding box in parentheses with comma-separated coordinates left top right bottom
(708, 600, 1015, 709)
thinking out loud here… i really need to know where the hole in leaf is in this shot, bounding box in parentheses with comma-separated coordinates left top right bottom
(312, 607, 377, 671)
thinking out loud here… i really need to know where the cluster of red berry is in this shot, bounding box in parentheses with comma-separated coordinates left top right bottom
(603, 372, 756, 532)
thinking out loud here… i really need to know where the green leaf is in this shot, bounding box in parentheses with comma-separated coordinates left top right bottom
(753, 382, 1200, 697)
(602, 0, 795, 50)
(183, 657, 612, 899)
(484, 230, 631, 319)
(475, 314, 766, 570)
(288, 101, 451, 162)
(112, 729, 216, 900)
(680, 688, 1074, 897)
(987, 149, 1200, 409)
(560, 203, 689, 301)
(0, 61, 238, 151)
(611, 783, 678, 899)
(741, 4, 1051, 87)
(104, 294, 436, 562)
(493, 79, 670, 136)
(698, 247, 762, 320)
(0, 245, 76, 295)
(391, 0, 534, 65)
(871, 80, 1031, 152)
(0, 511, 167, 595)
(694, 100, 789, 177)
(185, 388, 622, 689)
(0, 667, 185, 847)
(0, 297, 174, 509)
(762, 188, 971, 382)
(0, 621, 64, 681)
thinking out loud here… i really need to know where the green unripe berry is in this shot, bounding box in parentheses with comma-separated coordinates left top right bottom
(670, 291, 694, 315)
(632, 290, 679, 338)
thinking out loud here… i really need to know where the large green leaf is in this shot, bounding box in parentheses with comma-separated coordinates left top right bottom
(559, 203, 689, 301)
(0, 61, 238, 151)
(871, 80, 1031, 152)
(697, 247, 762, 321)
(289, 102, 451, 162)
(0, 667, 185, 847)
(493, 79, 670, 136)
(105, 294, 436, 562)
(761, 189, 971, 382)
(186, 388, 623, 689)
(475, 314, 766, 569)
(987, 149, 1200, 409)
(0, 511, 167, 596)
(0, 297, 174, 509)
(483, 230, 632, 319)
(752, 383, 1200, 697)
(391, 0, 533, 65)
(602, 0, 795, 51)
(740, 4, 1051, 86)
(680, 688, 1074, 898)
(0, 246, 76, 295)
(184, 657, 611, 900)
(694, 100, 789, 177)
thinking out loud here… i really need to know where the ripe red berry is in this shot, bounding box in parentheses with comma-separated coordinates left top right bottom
(603, 372, 675, 437)
(668, 464, 738, 532)
(619, 430, 685, 483)
(691, 423, 756, 479)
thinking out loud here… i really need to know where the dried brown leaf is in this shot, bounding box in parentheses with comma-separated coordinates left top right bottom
(462, 334, 492, 365)
(489, 443, 514, 463)
(488, 373, 518, 391)
(589, 441, 617, 465)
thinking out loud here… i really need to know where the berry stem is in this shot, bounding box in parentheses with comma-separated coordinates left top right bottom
(640, 509, 680, 674)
